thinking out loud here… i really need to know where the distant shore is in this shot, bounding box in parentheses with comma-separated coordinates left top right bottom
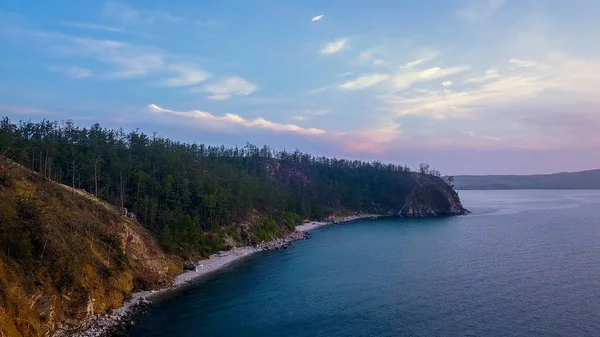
(70, 213, 382, 337)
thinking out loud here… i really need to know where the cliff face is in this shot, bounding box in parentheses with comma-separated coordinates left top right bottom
(0, 158, 181, 337)
(397, 174, 469, 217)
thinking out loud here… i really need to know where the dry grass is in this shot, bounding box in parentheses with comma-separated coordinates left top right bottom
(0, 157, 181, 337)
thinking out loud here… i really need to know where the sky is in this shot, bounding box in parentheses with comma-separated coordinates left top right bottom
(1, 0, 600, 175)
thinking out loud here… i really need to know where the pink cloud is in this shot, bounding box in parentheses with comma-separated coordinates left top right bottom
(147, 104, 325, 136)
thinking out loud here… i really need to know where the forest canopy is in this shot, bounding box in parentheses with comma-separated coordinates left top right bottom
(0, 117, 450, 257)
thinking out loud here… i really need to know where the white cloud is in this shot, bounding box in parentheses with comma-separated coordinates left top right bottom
(321, 38, 347, 55)
(50, 66, 93, 78)
(392, 65, 470, 90)
(339, 73, 390, 90)
(442, 81, 453, 87)
(193, 77, 257, 100)
(162, 64, 210, 87)
(359, 49, 373, 61)
(311, 14, 324, 22)
(291, 115, 307, 121)
(464, 69, 500, 83)
(147, 104, 325, 136)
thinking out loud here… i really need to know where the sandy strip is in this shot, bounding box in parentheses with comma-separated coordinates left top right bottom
(296, 214, 381, 232)
(295, 221, 329, 232)
(173, 247, 258, 286)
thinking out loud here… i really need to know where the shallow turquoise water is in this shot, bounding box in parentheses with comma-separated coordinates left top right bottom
(127, 190, 600, 336)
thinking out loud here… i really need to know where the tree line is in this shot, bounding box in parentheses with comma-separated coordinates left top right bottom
(0, 117, 447, 257)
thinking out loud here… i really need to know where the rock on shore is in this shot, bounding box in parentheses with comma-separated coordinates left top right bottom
(255, 231, 308, 251)
(57, 297, 151, 337)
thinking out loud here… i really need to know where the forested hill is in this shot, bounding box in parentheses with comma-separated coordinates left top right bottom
(454, 170, 600, 190)
(0, 117, 466, 258)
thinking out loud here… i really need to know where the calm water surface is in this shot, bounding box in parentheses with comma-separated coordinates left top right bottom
(127, 190, 600, 336)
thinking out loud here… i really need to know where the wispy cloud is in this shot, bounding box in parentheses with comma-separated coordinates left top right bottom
(307, 85, 331, 95)
(509, 59, 538, 68)
(339, 73, 390, 90)
(193, 77, 257, 100)
(464, 69, 500, 83)
(290, 109, 332, 121)
(103, 2, 182, 26)
(162, 64, 210, 87)
(359, 49, 373, 61)
(321, 38, 347, 55)
(373, 59, 386, 66)
(338, 71, 356, 77)
(36, 32, 166, 78)
(0, 104, 56, 116)
(458, 0, 505, 21)
(381, 74, 543, 121)
(147, 104, 325, 136)
(392, 66, 470, 90)
(442, 81, 453, 87)
(463, 131, 501, 141)
(59, 21, 123, 33)
(336, 122, 402, 155)
(381, 52, 600, 130)
(17, 29, 220, 84)
(107, 50, 165, 78)
(194, 20, 222, 28)
(400, 51, 439, 69)
(147, 104, 399, 155)
(311, 14, 324, 22)
(49, 66, 93, 78)
(27, 31, 163, 78)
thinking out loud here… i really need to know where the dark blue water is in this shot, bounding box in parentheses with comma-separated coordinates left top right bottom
(127, 190, 600, 336)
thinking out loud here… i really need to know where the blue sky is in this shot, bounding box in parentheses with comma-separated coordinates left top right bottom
(1, 0, 600, 174)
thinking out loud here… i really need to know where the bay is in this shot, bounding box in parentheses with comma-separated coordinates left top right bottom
(126, 190, 600, 336)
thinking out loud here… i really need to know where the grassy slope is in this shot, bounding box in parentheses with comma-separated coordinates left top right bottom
(0, 157, 181, 337)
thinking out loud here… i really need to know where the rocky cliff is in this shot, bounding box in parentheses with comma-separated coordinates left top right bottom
(0, 158, 181, 337)
(397, 174, 469, 217)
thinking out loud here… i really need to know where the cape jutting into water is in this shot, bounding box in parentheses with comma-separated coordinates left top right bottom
(126, 190, 600, 337)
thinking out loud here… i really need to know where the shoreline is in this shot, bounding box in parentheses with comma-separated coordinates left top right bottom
(296, 214, 382, 232)
(69, 214, 382, 337)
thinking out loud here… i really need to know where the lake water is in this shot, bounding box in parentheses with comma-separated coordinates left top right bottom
(126, 190, 600, 336)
